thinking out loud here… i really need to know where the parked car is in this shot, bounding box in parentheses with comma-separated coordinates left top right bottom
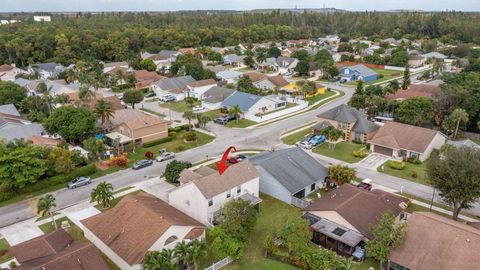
(295, 135, 314, 147)
(144, 92, 157, 98)
(214, 114, 235, 125)
(228, 154, 247, 164)
(308, 135, 326, 147)
(193, 105, 205, 112)
(357, 178, 373, 191)
(132, 159, 153, 170)
(339, 78, 348, 83)
(159, 94, 176, 102)
(156, 151, 175, 162)
(298, 141, 313, 150)
(67, 176, 91, 189)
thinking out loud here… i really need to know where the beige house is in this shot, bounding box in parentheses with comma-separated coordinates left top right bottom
(107, 109, 169, 145)
(0, 64, 29, 81)
(315, 104, 380, 143)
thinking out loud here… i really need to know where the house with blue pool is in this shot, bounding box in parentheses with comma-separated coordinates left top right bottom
(339, 64, 378, 83)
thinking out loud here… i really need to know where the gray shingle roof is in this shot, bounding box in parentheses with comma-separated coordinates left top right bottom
(201, 86, 235, 104)
(153, 76, 195, 91)
(250, 147, 328, 194)
(221, 91, 262, 112)
(0, 123, 44, 141)
(312, 120, 332, 131)
(422, 52, 448, 59)
(32, 63, 62, 72)
(317, 104, 380, 134)
(348, 64, 378, 78)
(217, 70, 243, 80)
(0, 104, 20, 116)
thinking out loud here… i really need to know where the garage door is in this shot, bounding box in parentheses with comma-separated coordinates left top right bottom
(374, 145, 393, 156)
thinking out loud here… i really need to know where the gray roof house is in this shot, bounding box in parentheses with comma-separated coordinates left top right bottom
(216, 70, 243, 83)
(201, 86, 235, 110)
(0, 104, 21, 116)
(316, 104, 380, 143)
(221, 91, 286, 118)
(152, 76, 196, 93)
(222, 91, 262, 112)
(0, 123, 45, 142)
(223, 54, 246, 66)
(259, 57, 298, 74)
(28, 63, 65, 79)
(250, 147, 328, 205)
(422, 52, 448, 60)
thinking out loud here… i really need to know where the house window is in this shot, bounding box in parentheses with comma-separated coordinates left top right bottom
(311, 183, 316, 191)
(237, 186, 241, 194)
(410, 152, 419, 159)
(208, 199, 213, 207)
(354, 132, 362, 141)
(226, 191, 231, 198)
(338, 122, 347, 129)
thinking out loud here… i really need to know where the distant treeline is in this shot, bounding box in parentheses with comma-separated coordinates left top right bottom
(0, 11, 479, 66)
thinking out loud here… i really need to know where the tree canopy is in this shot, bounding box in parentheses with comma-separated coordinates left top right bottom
(43, 106, 96, 142)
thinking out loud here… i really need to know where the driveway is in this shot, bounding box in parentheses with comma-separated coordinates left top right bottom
(355, 153, 391, 170)
(0, 219, 44, 245)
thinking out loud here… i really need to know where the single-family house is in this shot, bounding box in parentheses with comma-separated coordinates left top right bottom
(66, 92, 124, 111)
(0, 104, 31, 130)
(0, 64, 29, 81)
(33, 16, 51, 22)
(258, 57, 298, 74)
(186, 79, 217, 99)
(82, 193, 205, 270)
(28, 63, 65, 79)
(151, 75, 196, 100)
(168, 161, 261, 225)
(11, 229, 109, 270)
(244, 72, 289, 91)
(15, 79, 80, 97)
(408, 54, 426, 68)
(422, 52, 448, 60)
(106, 109, 169, 146)
(368, 121, 446, 161)
(141, 50, 179, 72)
(221, 91, 286, 118)
(281, 47, 300, 57)
(339, 64, 378, 83)
(388, 212, 480, 270)
(103, 62, 130, 74)
(303, 184, 408, 257)
(223, 54, 246, 67)
(134, 70, 165, 90)
(385, 83, 441, 101)
(200, 86, 235, 110)
(0, 123, 44, 142)
(178, 47, 197, 56)
(216, 70, 243, 84)
(315, 104, 380, 143)
(250, 147, 328, 205)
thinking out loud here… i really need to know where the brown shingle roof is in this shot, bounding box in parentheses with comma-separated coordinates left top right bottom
(67, 92, 124, 111)
(0, 64, 14, 72)
(111, 109, 168, 130)
(184, 227, 205, 239)
(267, 75, 289, 87)
(186, 160, 259, 198)
(188, 79, 216, 88)
(385, 90, 432, 100)
(304, 184, 407, 239)
(244, 72, 267, 83)
(135, 70, 165, 83)
(179, 169, 202, 184)
(195, 165, 216, 176)
(82, 193, 204, 266)
(369, 121, 440, 153)
(408, 83, 441, 94)
(11, 229, 108, 270)
(389, 212, 480, 270)
(28, 135, 61, 148)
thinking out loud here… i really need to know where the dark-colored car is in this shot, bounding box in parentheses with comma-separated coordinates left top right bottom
(214, 114, 235, 125)
(67, 176, 91, 189)
(228, 154, 247, 164)
(132, 159, 153, 170)
(145, 92, 157, 98)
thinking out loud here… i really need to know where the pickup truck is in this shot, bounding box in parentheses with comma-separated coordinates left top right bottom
(214, 114, 235, 125)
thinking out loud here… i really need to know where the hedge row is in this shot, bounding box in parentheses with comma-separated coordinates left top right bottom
(168, 124, 193, 133)
(388, 160, 406, 170)
(142, 136, 174, 148)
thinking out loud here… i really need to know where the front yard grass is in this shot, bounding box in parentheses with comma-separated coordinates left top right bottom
(377, 160, 429, 186)
(305, 90, 336, 105)
(345, 68, 402, 86)
(226, 119, 257, 128)
(94, 190, 143, 212)
(38, 217, 87, 242)
(313, 142, 365, 163)
(281, 128, 312, 145)
(160, 100, 200, 112)
(0, 238, 13, 264)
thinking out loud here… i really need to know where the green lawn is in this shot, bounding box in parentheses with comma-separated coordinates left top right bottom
(140, 108, 166, 117)
(281, 128, 312, 145)
(260, 102, 299, 117)
(160, 100, 200, 112)
(225, 194, 302, 270)
(313, 142, 365, 163)
(377, 160, 429, 185)
(346, 68, 402, 86)
(0, 238, 13, 264)
(226, 119, 257, 128)
(305, 91, 337, 105)
(38, 217, 87, 242)
(202, 109, 221, 120)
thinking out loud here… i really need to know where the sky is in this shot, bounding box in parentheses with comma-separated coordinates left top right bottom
(1, 0, 479, 12)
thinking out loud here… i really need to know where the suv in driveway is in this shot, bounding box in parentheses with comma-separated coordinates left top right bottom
(132, 159, 153, 170)
(68, 176, 91, 189)
(214, 114, 235, 125)
(159, 94, 176, 102)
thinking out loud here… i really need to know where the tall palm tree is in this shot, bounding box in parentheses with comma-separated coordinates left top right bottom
(37, 82, 53, 114)
(321, 126, 344, 150)
(142, 250, 177, 270)
(229, 105, 243, 123)
(189, 239, 207, 270)
(339, 257, 356, 270)
(196, 113, 211, 128)
(95, 99, 115, 129)
(90, 182, 114, 209)
(174, 241, 192, 269)
(37, 194, 57, 229)
(183, 110, 195, 131)
(79, 85, 95, 107)
(450, 108, 469, 139)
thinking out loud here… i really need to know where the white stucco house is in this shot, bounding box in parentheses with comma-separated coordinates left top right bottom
(200, 86, 235, 110)
(221, 91, 287, 119)
(186, 79, 217, 99)
(0, 64, 29, 81)
(168, 161, 261, 225)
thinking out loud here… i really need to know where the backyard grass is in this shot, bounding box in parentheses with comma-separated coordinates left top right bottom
(345, 68, 403, 86)
(94, 190, 144, 212)
(38, 217, 88, 242)
(0, 238, 13, 264)
(305, 90, 337, 105)
(313, 142, 365, 163)
(226, 119, 257, 128)
(377, 160, 429, 186)
(281, 128, 312, 145)
(140, 108, 166, 117)
(160, 100, 200, 112)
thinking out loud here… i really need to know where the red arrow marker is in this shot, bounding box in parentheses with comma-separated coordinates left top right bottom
(216, 146, 237, 175)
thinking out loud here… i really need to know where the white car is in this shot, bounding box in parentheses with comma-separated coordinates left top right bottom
(298, 141, 313, 150)
(159, 94, 176, 102)
(156, 152, 175, 162)
(193, 105, 205, 112)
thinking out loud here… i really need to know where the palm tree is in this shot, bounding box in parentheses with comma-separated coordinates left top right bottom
(37, 82, 53, 114)
(189, 239, 207, 270)
(79, 85, 95, 107)
(450, 108, 469, 139)
(37, 194, 57, 229)
(339, 257, 356, 270)
(142, 250, 177, 270)
(229, 105, 243, 123)
(174, 241, 192, 269)
(95, 99, 115, 129)
(65, 68, 77, 84)
(432, 59, 445, 76)
(321, 126, 344, 150)
(195, 113, 211, 128)
(183, 110, 195, 131)
(90, 182, 114, 209)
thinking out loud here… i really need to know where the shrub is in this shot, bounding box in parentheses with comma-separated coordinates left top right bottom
(164, 160, 191, 183)
(352, 149, 367, 158)
(388, 160, 406, 170)
(168, 126, 182, 133)
(406, 157, 422, 164)
(181, 124, 193, 131)
(352, 139, 363, 144)
(183, 131, 197, 142)
(176, 145, 185, 152)
(142, 136, 173, 147)
(378, 74, 384, 79)
(411, 172, 418, 178)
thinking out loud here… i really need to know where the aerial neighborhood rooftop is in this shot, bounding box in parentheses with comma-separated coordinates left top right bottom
(0, 6, 479, 270)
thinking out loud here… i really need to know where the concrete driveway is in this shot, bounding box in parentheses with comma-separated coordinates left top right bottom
(355, 153, 391, 170)
(0, 219, 44, 245)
